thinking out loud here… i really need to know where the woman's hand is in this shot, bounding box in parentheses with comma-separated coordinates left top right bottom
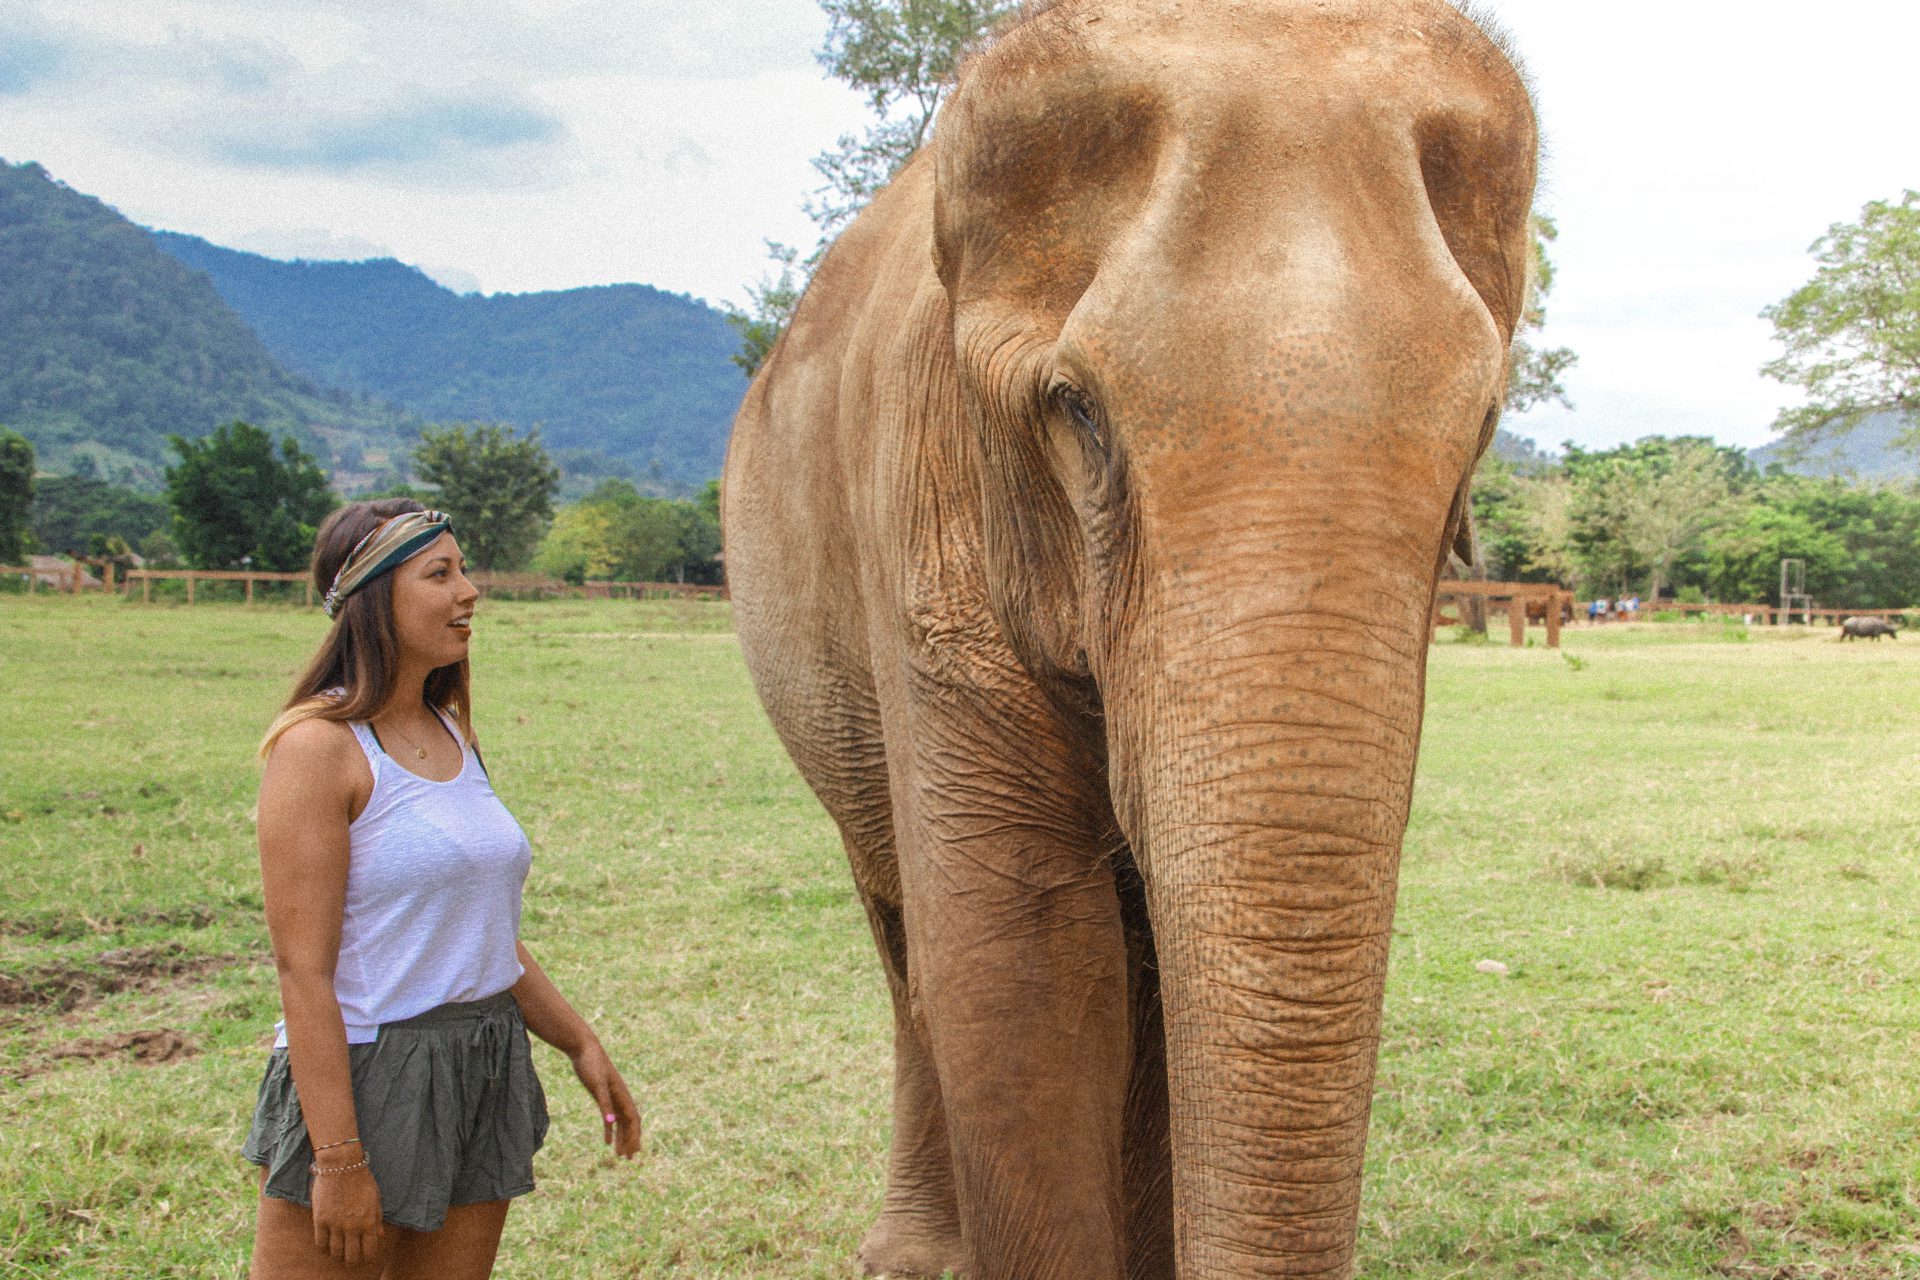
(511, 942, 644, 1160)
(309, 1154, 384, 1265)
(570, 1039, 643, 1159)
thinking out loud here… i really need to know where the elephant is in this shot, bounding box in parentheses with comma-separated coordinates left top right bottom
(721, 1, 1536, 1276)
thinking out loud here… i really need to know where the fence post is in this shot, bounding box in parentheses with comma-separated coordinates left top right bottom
(1546, 594, 1563, 649)
(186, 571, 196, 605)
(142, 572, 152, 604)
(1508, 599, 1526, 647)
(305, 579, 313, 608)
(245, 575, 255, 605)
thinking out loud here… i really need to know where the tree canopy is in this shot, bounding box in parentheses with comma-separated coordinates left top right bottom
(164, 422, 337, 571)
(725, 243, 803, 378)
(1763, 190, 1920, 445)
(534, 479, 721, 585)
(807, 0, 1019, 234)
(1473, 433, 1920, 608)
(413, 422, 560, 572)
(1507, 214, 1579, 413)
(0, 430, 33, 563)
(30, 472, 169, 560)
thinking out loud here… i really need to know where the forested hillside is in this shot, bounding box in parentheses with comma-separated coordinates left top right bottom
(154, 232, 749, 493)
(0, 159, 407, 487)
(1747, 410, 1919, 480)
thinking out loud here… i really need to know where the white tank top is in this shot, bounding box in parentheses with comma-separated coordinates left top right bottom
(273, 709, 531, 1047)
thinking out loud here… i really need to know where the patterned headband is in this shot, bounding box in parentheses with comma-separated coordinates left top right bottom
(323, 510, 454, 618)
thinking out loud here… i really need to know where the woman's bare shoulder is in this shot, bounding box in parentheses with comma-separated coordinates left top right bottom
(263, 717, 363, 788)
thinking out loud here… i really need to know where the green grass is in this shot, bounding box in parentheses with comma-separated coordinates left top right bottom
(3, 597, 1918, 1278)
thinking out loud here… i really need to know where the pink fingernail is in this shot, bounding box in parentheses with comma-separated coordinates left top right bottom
(605, 1114, 617, 1124)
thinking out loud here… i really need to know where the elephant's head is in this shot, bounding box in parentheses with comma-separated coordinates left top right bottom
(932, 0, 1535, 1272)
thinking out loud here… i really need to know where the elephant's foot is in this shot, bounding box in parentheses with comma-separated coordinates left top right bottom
(857, 1210, 966, 1279)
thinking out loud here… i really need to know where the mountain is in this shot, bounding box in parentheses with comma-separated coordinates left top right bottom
(1748, 411, 1920, 481)
(0, 158, 410, 489)
(1491, 427, 1557, 472)
(153, 232, 749, 494)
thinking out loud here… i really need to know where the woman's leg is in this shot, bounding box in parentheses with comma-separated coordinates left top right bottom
(380, 1201, 510, 1280)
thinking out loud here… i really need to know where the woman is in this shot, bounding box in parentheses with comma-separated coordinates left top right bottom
(244, 498, 641, 1278)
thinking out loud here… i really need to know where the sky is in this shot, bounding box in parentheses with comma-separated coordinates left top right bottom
(2, 0, 1915, 453)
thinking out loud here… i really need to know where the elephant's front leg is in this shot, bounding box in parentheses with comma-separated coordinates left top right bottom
(898, 703, 1132, 1280)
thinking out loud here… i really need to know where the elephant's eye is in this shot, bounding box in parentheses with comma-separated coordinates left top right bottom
(1054, 385, 1105, 450)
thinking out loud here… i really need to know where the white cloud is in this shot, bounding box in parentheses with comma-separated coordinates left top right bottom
(224, 227, 393, 260)
(2, 0, 863, 302)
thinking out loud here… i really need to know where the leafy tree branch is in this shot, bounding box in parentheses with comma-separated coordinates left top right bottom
(1763, 189, 1920, 444)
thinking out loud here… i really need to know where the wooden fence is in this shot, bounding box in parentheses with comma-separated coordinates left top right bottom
(10, 561, 1908, 634)
(0, 562, 100, 594)
(1434, 581, 1575, 648)
(1589, 600, 1913, 626)
(124, 568, 309, 605)
(2, 563, 726, 605)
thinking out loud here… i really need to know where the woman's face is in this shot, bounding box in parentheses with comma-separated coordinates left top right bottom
(388, 532, 479, 670)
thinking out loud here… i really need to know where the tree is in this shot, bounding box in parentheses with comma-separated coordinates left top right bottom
(0, 430, 33, 564)
(31, 474, 170, 558)
(534, 479, 723, 584)
(725, 243, 804, 378)
(535, 501, 620, 584)
(1751, 473, 1920, 608)
(1566, 438, 1742, 600)
(412, 422, 560, 571)
(1472, 452, 1582, 588)
(1506, 214, 1579, 413)
(1704, 504, 1849, 605)
(807, 0, 1019, 234)
(1762, 190, 1920, 444)
(1512, 473, 1582, 587)
(727, 0, 1016, 373)
(164, 422, 336, 571)
(139, 528, 182, 569)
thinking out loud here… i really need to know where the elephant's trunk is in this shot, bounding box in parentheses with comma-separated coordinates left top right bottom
(1107, 554, 1434, 1278)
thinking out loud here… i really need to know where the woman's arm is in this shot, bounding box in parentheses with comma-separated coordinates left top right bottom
(511, 941, 643, 1158)
(257, 719, 383, 1265)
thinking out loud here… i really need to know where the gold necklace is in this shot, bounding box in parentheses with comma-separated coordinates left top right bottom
(380, 712, 435, 761)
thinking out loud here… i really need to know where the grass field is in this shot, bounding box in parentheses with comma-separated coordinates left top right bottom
(2, 596, 1917, 1278)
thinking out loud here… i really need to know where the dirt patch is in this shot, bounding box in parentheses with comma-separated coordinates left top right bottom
(43, 1029, 198, 1070)
(0, 943, 243, 1013)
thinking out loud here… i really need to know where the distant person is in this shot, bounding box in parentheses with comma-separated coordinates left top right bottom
(1593, 597, 1610, 623)
(243, 499, 641, 1278)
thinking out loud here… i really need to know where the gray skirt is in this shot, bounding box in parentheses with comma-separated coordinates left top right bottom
(241, 991, 550, 1232)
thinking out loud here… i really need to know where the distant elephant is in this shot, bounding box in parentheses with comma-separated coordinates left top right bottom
(722, 2, 1536, 1276)
(1839, 616, 1899, 640)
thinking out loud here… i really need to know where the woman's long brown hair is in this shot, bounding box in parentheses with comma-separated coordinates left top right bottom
(258, 498, 475, 757)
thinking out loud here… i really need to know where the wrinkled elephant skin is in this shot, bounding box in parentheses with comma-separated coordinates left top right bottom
(722, 2, 1536, 1276)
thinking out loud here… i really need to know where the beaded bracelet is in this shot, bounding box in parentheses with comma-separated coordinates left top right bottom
(310, 1157, 369, 1177)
